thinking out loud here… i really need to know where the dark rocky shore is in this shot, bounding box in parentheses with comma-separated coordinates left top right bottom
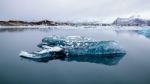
(1, 16, 150, 26)
(0, 20, 103, 26)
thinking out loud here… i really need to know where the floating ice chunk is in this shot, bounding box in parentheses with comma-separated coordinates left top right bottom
(137, 29, 150, 39)
(19, 51, 34, 58)
(19, 51, 45, 59)
(19, 47, 64, 59)
(20, 36, 126, 64)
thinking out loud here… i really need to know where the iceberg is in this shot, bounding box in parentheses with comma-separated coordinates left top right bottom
(137, 29, 150, 39)
(38, 36, 126, 55)
(19, 36, 126, 64)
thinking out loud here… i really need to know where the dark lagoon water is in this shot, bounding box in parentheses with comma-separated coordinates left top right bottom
(0, 27, 150, 84)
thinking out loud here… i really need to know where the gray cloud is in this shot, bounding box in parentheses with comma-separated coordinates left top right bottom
(0, 0, 150, 21)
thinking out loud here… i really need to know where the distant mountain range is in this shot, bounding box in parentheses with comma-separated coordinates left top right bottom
(113, 16, 150, 26)
(0, 16, 150, 26)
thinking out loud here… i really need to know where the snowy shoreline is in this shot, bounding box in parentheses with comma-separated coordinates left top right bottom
(0, 25, 150, 30)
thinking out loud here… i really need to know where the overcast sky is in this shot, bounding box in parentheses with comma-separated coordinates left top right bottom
(0, 0, 150, 22)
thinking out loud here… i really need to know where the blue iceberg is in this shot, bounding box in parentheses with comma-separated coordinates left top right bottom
(38, 36, 126, 55)
(19, 36, 126, 64)
(137, 29, 150, 39)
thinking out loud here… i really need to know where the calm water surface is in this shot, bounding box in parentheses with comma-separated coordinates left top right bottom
(0, 27, 150, 84)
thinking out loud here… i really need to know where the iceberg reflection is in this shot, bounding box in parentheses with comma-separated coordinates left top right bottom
(21, 53, 125, 65)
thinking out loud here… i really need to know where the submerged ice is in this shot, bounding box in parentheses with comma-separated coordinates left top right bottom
(19, 36, 126, 65)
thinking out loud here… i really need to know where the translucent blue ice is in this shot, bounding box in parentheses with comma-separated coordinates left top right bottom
(19, 36, 126, 64)
(138, 29, 150, 39)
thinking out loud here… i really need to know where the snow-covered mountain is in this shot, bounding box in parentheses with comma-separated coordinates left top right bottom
(113, 16, 150, 26)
